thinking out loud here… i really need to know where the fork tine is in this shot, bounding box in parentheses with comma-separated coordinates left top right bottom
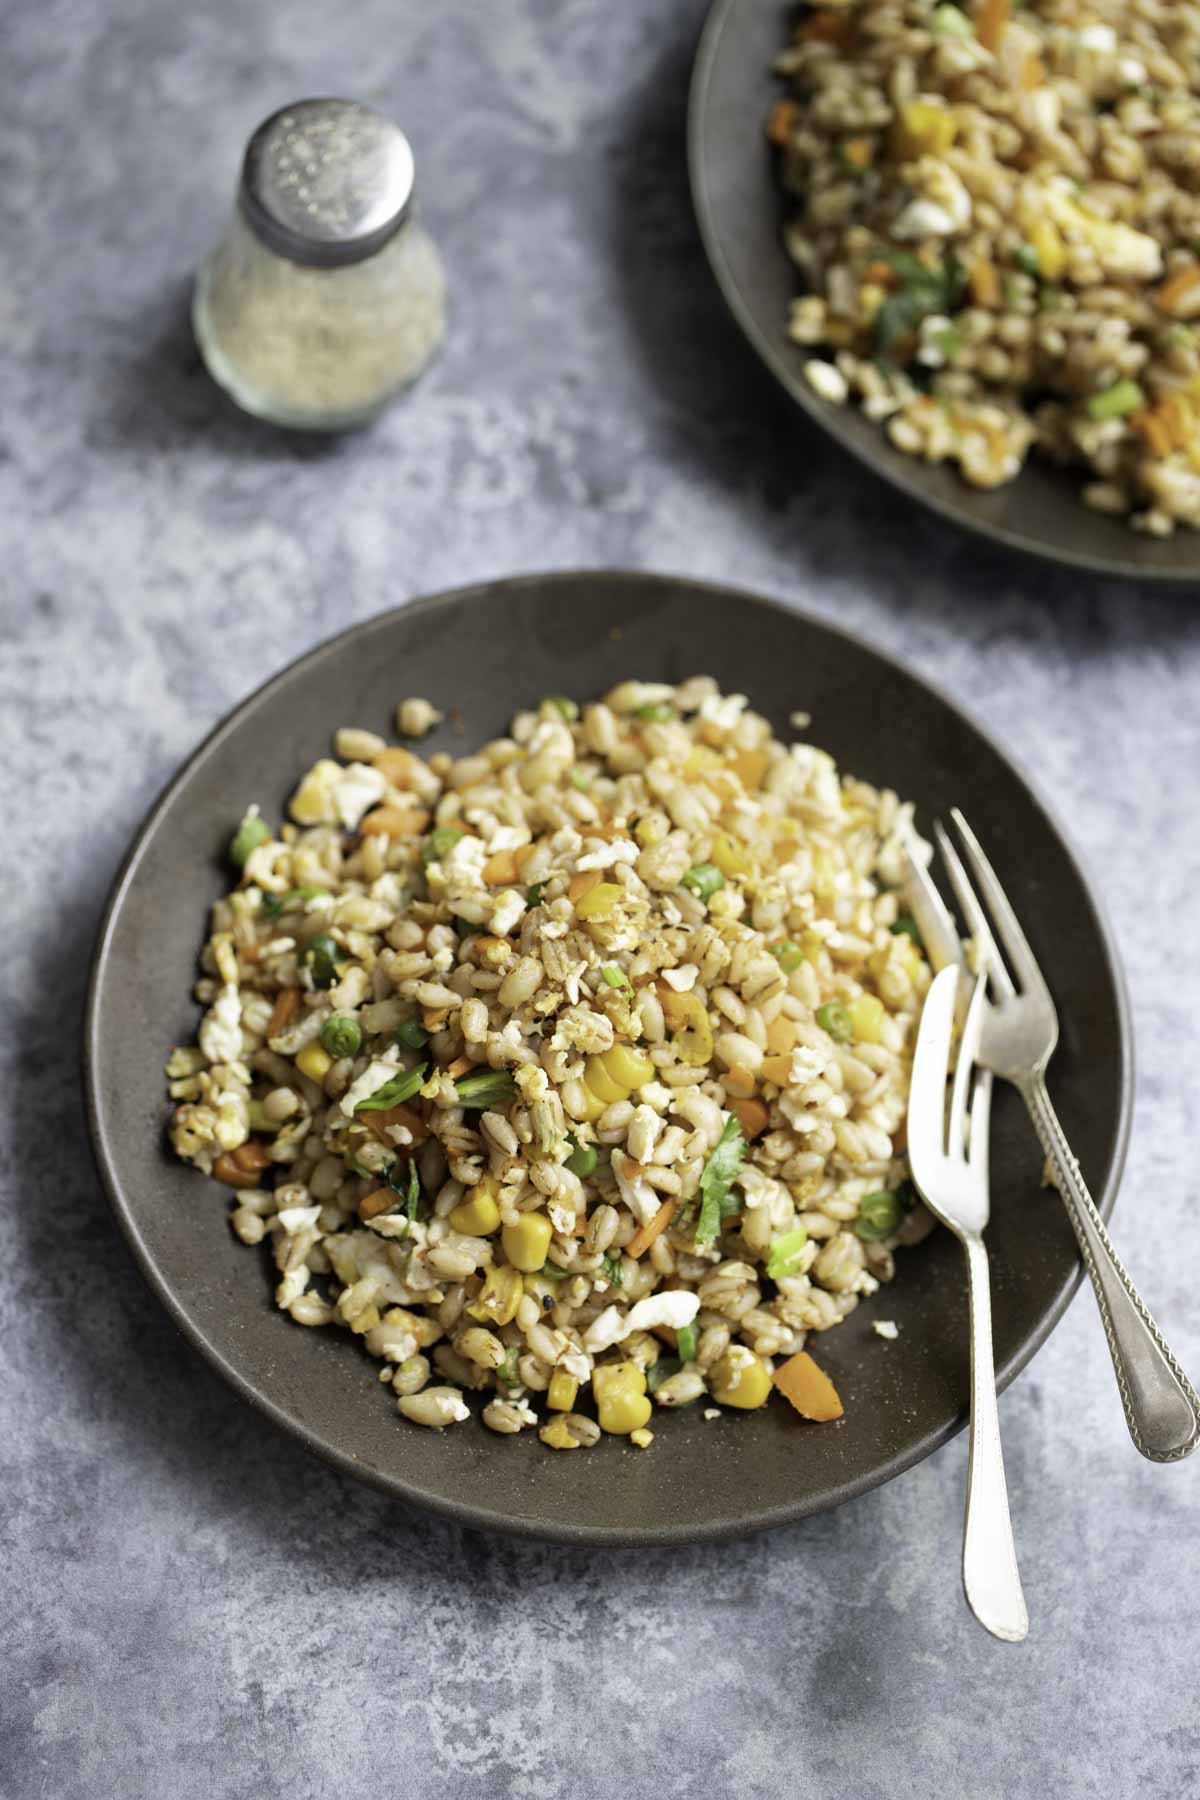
(948, 971, 987, 1158)
(907, 965, 959, 1180)
(900, 832, 964, 975)
(968, 1066, 992, 1183)
(949, 809, 1050, 999)
(934, 821, 1016, 1000)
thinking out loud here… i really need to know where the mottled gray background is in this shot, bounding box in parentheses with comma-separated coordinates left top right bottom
(2, 0, 1198, 1795)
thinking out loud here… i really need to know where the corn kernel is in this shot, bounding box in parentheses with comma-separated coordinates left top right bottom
(467, 1264, 523, 1327)
(629, 1427, 654, 1449)
(709, 1346, 772, 1409)
(601, 1043, 656, 1090)
(584, 1054, 628, 1106)
(547, 1370, 579, 1412)
(893, 98, 957, 159)
(709, 832, 751, 880)
(634, 815, 667, 847)
(501, 1211, 553, 1272)
(574, 881, 622, 920)
(448, 1180, 502, 1236)
(848, 993, 886, 1044)
(1030, 218, 1066, 282)
(598, 1389, 653, 1435)
(540, 1415, 581, 1450)
(295, 1042, 333, 1083)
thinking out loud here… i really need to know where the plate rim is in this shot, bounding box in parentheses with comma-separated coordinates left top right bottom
(83, 568, 1135, 1545)
(687, 0, 1199, 584)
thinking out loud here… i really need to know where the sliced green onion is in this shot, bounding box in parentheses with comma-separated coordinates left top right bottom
(247, 1099, 281, 1136)
(299, 933, 344, 990)
(770, 940, 806, 973)
(601, 1252, 624, 1289)
(600, 964, 628, 988)
(1013, 243, 1041, 278)
(766, 1226, 810, 1281)
(544, 696, 579, 721)
(569, 769, 591, 791)
(394, 1016, 429, 1050)
(932, 3, 973, 35)
(565, 1135, 598, 1179)
(453, 916, 479, 940)
(526, 882, 547, 907)
(421, 824, 465, 865)
(455, 1068, 518, 1108)
(355, 1063, 428, 1113)
(1087, 378, 1145, 421)
(535, 1261, 571, 1281)
(496, 1344, 522, 1388)
(230, 814, 270, 868)
(681, 863, 725, 903)
(647, 1355, 681, 1395)
(675, 1324, 698, 1363)
(855, 1189, 904, 1240)
(263, 883, 329, 917)
(816, 1000, 853, 1043)
(635, 702, 675, 723)
(694, 1116, 748, 1247)
(890, 911, 923, 945)
(320, 1014, 363, 1059)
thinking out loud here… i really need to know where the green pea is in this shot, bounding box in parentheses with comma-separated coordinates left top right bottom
(681, 863, 725, 903)
(816, 1001, 853, 1043)
(394, 1016, 429, 1050)
(230, 815, 270, 868)
(565, 1135, 598, 1179)
(421, 824, 465, 865)
(770, 940, 806, 972)
(320, 1014, 363, 1059)
(300, 933, 343, 989)
(855, 1190, 903, 1240)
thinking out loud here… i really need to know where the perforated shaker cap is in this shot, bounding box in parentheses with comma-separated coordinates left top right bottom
(238, 98, 416, 268)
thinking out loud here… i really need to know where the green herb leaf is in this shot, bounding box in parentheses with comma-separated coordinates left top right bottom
(355, 1063, 428, 1113)
(694, 1116, 748, 1247)
(455, 1069, 518, 1108)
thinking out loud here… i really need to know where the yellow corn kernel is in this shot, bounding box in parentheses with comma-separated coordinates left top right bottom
(682, 748, 722, 778)
(593, 1360, 646, 1402)
(547, 1370, 579, 1412)
(709, 1346, 772, 1410)
(287, 759, 340, 826)
(893, 98, 957, 160)
(584, 1054, 629, 1106)
(501, 1211, 553, 1272)
(467, 1264, 523, 1327)
(634, 815, 667, 848)
(601, 1043, 656, 1090)
(598, 1389, 653, 1435)
(570, 1080, 607, 1122)
(1030, 218, 1066, 282)
(629, 1427, 655, 1449)
(848, 993, 886, 1044)
(448, 1179, 502, 1236)
(540, 1415, 581, 1450)
(574, 881, 622, 921)
(295, 1042, 333, 1083)
(858, 281, 886, 326)
(709, 832, 752, 880)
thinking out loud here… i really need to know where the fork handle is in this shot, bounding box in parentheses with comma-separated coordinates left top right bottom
(1020, 1075, 1200, 1463)
(961, 1234, 1028, 1643)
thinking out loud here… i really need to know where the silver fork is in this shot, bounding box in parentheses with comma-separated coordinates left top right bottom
(909, 964, 1028, 1644)
(919, 811, 1199, 1464)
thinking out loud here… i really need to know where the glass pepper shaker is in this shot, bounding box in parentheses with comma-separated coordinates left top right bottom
(193, 97, 446, 430)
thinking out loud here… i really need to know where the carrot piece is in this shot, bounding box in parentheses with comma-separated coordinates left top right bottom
(1154, 264, 1200, 319)
(626, 1198, 678, 1259)
(729, 1097, 770, 1140)
(363, 1102, 429, 1146)
(359, 1187, 398, 1221)
(213, 1151, 263, 1190)
(1132, 410, 1173, 458)
(772, 1350, 845, 1422)
(765, 99, 799, 147)
(266, 988, 301, 1039)
(567, 868, 602, 904)
(976, 0, 1009, 53)
(359, 805, 431, 838)
(765, 1016, 799, 1055)
(371, 746, 427, 787)
(761, 1053, 794, 1086)
(481, 849, 519, 886)
(728, 748, 770, 791)
(445, 1054, 476, 1080)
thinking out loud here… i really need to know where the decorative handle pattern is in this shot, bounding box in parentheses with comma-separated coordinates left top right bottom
(961, 1233, 1028, 1643)
(1021, 1077, 1200, 1463)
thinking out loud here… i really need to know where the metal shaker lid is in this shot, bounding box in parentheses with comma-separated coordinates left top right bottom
(239, 98, 416, 268)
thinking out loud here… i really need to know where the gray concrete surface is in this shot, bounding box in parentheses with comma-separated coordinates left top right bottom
(2, 1, 1198, 1795)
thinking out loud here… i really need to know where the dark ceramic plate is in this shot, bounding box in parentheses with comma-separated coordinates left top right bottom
(688, 0, 1200, 582)
(85, 571, 1131, 1545)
